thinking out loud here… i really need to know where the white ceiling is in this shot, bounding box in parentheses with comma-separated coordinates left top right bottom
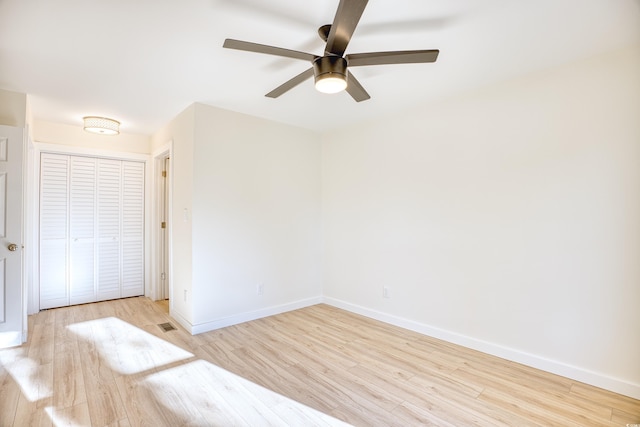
(0, 0, 638, 136)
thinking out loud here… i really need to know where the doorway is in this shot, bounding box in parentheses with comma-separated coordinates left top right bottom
(153, 148, 171, 305)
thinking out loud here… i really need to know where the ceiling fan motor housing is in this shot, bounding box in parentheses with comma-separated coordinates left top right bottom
(313, 56, 348, 90)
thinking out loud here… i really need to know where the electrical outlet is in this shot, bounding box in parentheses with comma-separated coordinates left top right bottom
(383, 286, 390, 298)
(183, 289, 187, 302)
(257, 283, 264, 295)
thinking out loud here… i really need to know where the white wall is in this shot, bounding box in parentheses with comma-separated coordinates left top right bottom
(0, 89, 27, 127)
(152, 104, 323, 332)
(151, 105, 195, 326)
(321, 45, 640, 398)
(189, 104, 322, 331)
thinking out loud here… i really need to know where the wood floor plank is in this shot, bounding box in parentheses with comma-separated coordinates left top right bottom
(570, 381, 640, 417)
(390, 400, 458, 427)
(185, 358, 290, 426)
(256, 316, 359, 370)
(115, 370, 211, 427)
(53, 344, 86, 408)
(408, 369, 484, 399)
(76, 328, 128, 426)
(53, 306, 77, 354)
(0, 369, 20, 426)
(28, 321, 55, 366)
(294, 352, 404, 413)
(352, 362, 532, 427)
(12, 394, 53, 427)
(0, 346, 28, 426)
(51, 402, 92, 426)
(105, 418, 132, 427)
(1, 297, 638, 426)
(236, 346, 343, 414)
(355, 336, 460, 377)
(612, 407, 640, 425)
(478, 386, 615, 427)
(269, 399, 349, 427)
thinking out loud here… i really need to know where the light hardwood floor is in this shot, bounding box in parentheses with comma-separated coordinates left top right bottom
(1, 297, 638, 426)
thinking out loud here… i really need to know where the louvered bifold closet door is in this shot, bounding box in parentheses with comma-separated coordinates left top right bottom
(121, 161, 144, 297)
(97, 159, 122, 301)
(40, 155, 145, 309)
(69, 157, 97, 305)
(40, 154, 70, 309)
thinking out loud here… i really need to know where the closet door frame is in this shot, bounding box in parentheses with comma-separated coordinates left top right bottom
(30, 142, 150, 313)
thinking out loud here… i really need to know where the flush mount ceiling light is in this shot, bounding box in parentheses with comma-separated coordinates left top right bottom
(313, 56, 347, 94)
(83, 116, 120, 135)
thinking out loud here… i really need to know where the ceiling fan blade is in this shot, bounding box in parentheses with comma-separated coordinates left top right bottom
(346, 50, 439, 67)
(346, 71, 370, 102)
(265, 68, 315, 98)
(325, 0, 369, 57)
(358, 17, 455, 36)
(223, 39, 318, 62)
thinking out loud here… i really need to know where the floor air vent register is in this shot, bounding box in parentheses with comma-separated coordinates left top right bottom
(158, 322, 177, 332)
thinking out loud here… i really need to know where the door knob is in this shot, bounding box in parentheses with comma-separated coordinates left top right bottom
(7, 243, 18, 251)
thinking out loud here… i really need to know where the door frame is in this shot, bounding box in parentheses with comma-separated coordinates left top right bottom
(28, 142, 150, 314)
(151, 142, 172, 305)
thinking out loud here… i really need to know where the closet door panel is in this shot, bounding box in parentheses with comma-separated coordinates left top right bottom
(39, 154, 70, 309)
(122, 240, 144, 297)
(40, 240, 68, 309)
(70, 240, 95, 304)
(69, 157, 97, 305)
(97, 240, 120, 300)
(97, 159, 122, 301)
(122, 161, 144, 297)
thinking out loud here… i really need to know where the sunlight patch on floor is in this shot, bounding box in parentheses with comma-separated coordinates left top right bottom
(66, 317, 194, 375)
(45, 404, 91, 427)
(140, 359, 352, 426)
(0, 347, 51, 402)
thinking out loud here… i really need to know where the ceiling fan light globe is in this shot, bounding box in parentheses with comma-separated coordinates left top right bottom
(315, 75, 348, 94)
(313, 56, 348, 94)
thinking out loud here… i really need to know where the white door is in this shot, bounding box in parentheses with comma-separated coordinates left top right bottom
(0, 125, 24, 348)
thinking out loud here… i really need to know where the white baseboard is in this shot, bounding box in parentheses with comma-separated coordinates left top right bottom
(169, 309, 195, 334)
(189, 296, 323, 335)
(323, 297, 640, 400)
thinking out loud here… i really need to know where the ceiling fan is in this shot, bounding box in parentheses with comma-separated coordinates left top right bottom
(223, 0, 439, 102)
